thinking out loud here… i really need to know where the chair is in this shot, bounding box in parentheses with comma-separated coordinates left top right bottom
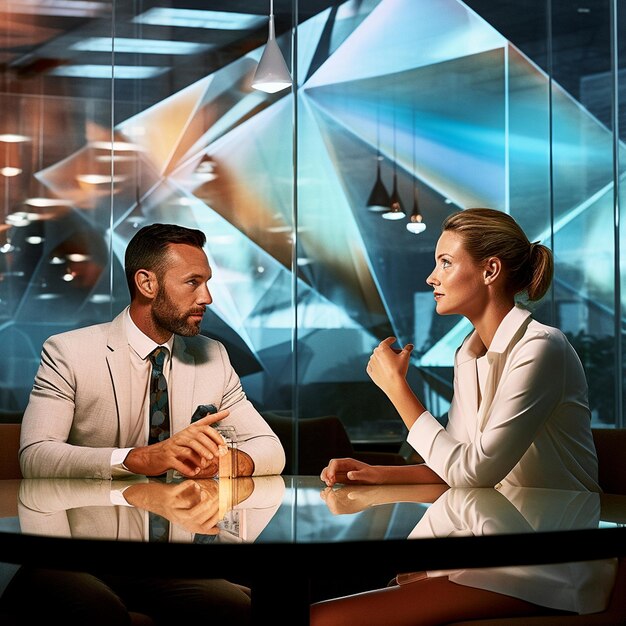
(0, 422, 155, 626)
(593, 427, 626, 495)
(261, 411, 409, 475)
(0, 424, 22, 480)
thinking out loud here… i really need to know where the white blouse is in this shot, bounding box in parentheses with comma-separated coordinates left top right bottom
(407, 305, 600, 491)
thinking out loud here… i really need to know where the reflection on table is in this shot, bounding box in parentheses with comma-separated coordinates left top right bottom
(320, 482, 619, 616)
(2, 477, 623, 617)
(17, 475, 285, 545)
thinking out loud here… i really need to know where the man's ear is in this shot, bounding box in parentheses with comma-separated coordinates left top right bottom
(483, 257, 502, 285)
(134, 269, 157, 299)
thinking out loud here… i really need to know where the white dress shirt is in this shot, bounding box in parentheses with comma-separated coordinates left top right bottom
(408, 304, 600, 491)
(110, 307, 174, 475)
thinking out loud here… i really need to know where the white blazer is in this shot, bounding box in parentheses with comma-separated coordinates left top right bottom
(408, 305, 600, 491)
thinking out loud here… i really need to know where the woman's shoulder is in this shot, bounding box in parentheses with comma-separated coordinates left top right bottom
(526, 317, 568, 341)
(519, 317, 575, 359)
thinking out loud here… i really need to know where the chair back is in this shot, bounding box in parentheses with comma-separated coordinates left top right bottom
(592, 428, 626, 495)
(0, 423, 22, 479)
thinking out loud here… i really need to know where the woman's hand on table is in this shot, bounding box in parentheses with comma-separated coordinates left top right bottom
(320, 458, 383, 487)
(321, 482, 450, 514)
(320, 484, 388, 514)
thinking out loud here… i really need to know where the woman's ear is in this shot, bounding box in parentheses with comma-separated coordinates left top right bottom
(482, 257, 502, 285)
(134, 269, 158, 299)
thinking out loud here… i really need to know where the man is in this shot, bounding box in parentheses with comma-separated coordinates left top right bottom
(19, 222, 285, 479)
(10, 223, 286, 624)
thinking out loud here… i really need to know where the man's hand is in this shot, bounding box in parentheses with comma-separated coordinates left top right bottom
(124, 409, 230, 477)
(123, 479, 222, 535)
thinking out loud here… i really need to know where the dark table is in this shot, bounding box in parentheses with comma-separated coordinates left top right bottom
(0, 476, 625, 623)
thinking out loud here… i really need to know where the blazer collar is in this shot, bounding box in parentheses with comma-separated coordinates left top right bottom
(456, 305, 533, 364)
(488, 304, 532, 355)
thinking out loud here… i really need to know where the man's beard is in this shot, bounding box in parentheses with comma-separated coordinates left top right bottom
(152, 289, 203, 337)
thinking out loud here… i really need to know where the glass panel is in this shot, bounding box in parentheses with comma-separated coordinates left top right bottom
(295, 0, 548, 446)
(0, 1, 115, 410)
(617, 0, 626, 429)
(549, 0, 618, 427)
(1, 0, 625, 453)
(0, 1, 298, 439)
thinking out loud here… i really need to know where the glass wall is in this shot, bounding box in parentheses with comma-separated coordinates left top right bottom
(0, 1, 624, 464)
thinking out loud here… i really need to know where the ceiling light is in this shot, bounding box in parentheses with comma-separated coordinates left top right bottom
(76, 174, 128, 184)
(382, 107, 405, 220)
(406, 184, 426, 231)
(7, 0, 107, 18)
(71, 37, 211, 55)
(96, 154, 136, 163)
(382, 166, 405, 220)
(24, 197, 73, 207)
(6, 212, 41, 227)
(66, 253, 90, 262)
(406, 111, 426, 234)
(251, 0, 292, 94)
(366, 155, 391, 212)
(0, 134, 30, 143)
(133, 8, 265, 31)
(407, 212, 426, 234)
(89, 141, 145, 152)
(89, 294, 113, 303)
(50, 65, 167, 79)
(0, 167, 22, 177)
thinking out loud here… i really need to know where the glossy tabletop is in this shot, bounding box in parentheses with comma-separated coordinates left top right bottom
(1, 476, 625, 621)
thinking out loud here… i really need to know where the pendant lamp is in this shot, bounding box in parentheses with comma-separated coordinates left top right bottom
(382, 168, 406, 220)
(366, 154, 391, 212)
(406, 110, 426, 233)
(406, 189, 426, 233)
(251, 0, 292, 94)
(382, 110, 405, 220)
(367, 100, 391, 212)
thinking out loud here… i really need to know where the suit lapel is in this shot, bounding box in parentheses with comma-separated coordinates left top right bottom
(106, 312, 133, 446)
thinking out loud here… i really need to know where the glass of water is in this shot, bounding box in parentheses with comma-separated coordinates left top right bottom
(214, 424, 238, 479)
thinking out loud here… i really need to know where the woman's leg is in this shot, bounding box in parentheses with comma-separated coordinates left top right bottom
(310, 574, 571, 626)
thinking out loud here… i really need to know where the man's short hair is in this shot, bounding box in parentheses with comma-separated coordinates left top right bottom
(124, 223, 206, 297)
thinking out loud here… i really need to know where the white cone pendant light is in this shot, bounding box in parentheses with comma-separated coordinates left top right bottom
(252, 0, 292, 93)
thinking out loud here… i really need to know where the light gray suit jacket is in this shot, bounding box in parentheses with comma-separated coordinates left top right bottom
(19, 311, 285, 479)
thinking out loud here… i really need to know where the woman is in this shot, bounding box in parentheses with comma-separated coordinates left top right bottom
(321, 207, 599, 493)
(311, 208, 602, 625)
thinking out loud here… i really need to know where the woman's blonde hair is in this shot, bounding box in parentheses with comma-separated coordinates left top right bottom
(442, 208, 553, 302)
